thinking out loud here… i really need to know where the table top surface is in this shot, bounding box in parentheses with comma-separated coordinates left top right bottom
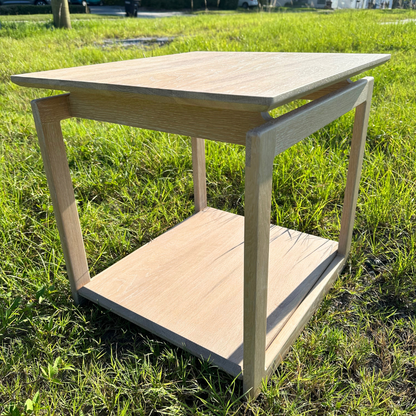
(12, 52, 390, 111)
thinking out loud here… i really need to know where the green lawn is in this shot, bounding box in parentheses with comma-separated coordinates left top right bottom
(1, 9, 416, 415)
(0, 14, 121, 22)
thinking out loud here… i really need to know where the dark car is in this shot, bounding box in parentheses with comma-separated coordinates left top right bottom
(125, 0, 140, 16)
(69, 0, 103, 5)
(0, 0, 49, 5)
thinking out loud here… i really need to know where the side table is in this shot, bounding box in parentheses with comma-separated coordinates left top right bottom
(12, 52, 390, 398)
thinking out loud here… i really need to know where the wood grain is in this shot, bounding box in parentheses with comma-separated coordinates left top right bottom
(67, 91, 266, 145)
(265, 255, 346, 378)
(12, 52, 390, 112)
(262, 79, 374, 381)
(243, 131, 276, 397)
(338, 78, 374, 257)
(191, 137, 207, 213)
(301, 79, 352, 100)
(247, 78, 370, 158)
(78, 208, 338, 377)
(17, 53, 390, 400)
(31, 95, 90, 305)
(31, 93, 71, 123)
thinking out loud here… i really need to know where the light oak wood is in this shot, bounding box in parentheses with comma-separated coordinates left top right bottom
(67, 92, 265, 145)
(191, 137, 207, 213)
(338, 78, 374, 257)
(243, 131, 276, 398)
(17, 52, 390, 400)
(301, 79, 352, 100)
(31, 95, 90, 305)
(265, 255, 346, 377)
(31, 93, 71, 123)
(240, 77, 373, 397)
(78, 208, 338, 377)
(247, 77, 371, 158)
(12, 52, 390, 112)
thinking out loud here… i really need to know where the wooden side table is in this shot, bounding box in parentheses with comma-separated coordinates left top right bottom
(12, 52, 390, 398)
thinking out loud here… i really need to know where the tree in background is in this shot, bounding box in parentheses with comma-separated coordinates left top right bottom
(258, 0, 270, 7)
(51, 0, 71, 28)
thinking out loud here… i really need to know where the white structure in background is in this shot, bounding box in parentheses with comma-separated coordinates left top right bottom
(331, 0, 393, 7)
(271, 0, 392, 7)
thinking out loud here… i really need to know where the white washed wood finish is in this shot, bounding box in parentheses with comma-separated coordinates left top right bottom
(338, 78, 374, 257)
(242, 76, 375, 396)
(246, 77, 371, 158)
(191, 137, 207, 213)
(301, 79, 351, 100)
(12, 52, 389, 112)
(79, 208, 338, 376)
(31, 94, 90, 305)
(17, 52, 388, 400)
(265, 255, 346, 377)
(67, 92, 265, 145)
(243, 128, 276, 397)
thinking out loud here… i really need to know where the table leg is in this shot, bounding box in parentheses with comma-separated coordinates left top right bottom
(191, 137, 207, 213)
(338, 78, 374, 257)
(243, 133, 276, 398)
(31, 95, 90, 305)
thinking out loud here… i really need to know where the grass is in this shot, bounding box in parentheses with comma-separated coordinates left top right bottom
(1, 7, 416, 415)
(0, 14, 121, 22)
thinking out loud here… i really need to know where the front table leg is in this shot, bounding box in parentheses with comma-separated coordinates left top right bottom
(243, 133, 276, 398)
(31, 94, 90, 305)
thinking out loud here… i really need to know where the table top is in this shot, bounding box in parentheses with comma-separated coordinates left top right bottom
(12, 52, 390, 112)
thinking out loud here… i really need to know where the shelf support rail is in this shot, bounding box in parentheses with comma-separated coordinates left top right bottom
(243, 77, 374, 398)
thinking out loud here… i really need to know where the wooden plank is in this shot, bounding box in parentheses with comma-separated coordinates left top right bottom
(243, 132, 276, 398)
(67, 91, 265, 145)
(78, 208, 338, 378)
(265, 255, 346, 378)
(247, 78, 370, 158)
(338, 78, 374, 257)
(11, 52, 390, 112)
(301, 79, 352, 100)
(31, 96, 90, 305)
(191, 137, 207, 213)
(30, 93, 71, 123)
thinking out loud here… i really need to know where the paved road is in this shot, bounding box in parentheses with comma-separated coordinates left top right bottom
(89, 6, 189, 18)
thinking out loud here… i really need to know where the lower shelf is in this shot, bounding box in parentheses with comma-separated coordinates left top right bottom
(79, 207, 338, 377)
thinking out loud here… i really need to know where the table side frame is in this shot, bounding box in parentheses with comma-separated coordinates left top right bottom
(243, 76, 373, 397)
(31, 95, 89, 305)
(30, 76, 374, 399)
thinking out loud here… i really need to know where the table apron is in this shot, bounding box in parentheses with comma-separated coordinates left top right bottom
(247, 77, 372, 159)
(67, 92, 267, 145)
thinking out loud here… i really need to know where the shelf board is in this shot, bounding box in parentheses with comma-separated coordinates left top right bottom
(79, 207, 338, 377)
